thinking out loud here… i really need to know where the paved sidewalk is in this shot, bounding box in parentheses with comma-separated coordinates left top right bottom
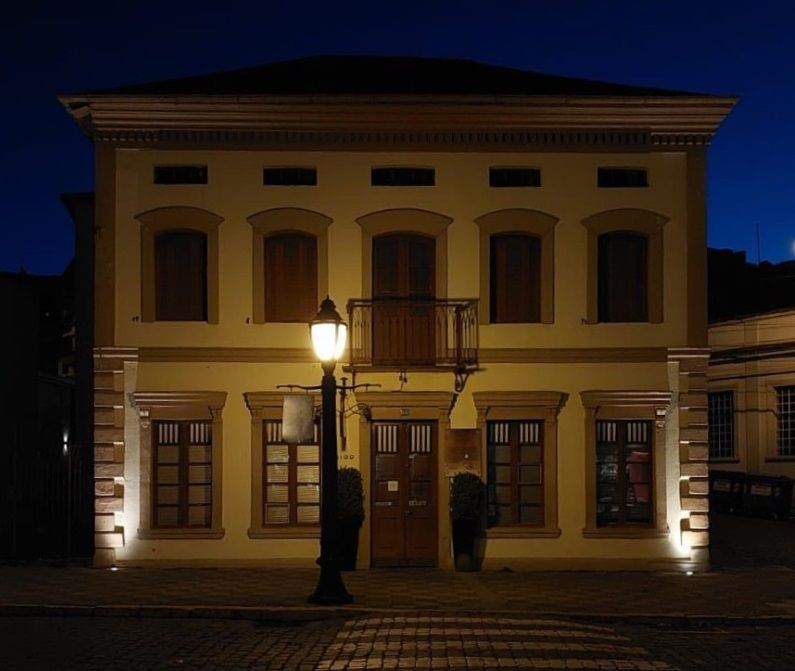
(1, 565, 795, 621)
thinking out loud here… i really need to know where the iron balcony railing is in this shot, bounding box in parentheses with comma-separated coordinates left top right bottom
(347, 298, 478, 370)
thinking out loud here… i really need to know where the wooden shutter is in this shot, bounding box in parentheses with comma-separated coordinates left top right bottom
(373, 234, 435, 299)
(490, 234, 541, 323)
(597, 232, 648, 322)
(264, 233, 317, 322)
(155, 230, 208, 321)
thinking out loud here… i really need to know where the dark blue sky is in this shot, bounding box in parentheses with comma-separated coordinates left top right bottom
(3, 0, 794, 274)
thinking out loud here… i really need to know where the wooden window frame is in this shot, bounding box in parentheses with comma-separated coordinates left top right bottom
(489, 233, 542, 323)
(581, 209, 667, 325)
(473, 391, 566, 538)
(594, 419, 654, 528)
(475, 209, 558, 325)
(708, 390, 736, 461)
(154, 229, 209, 322)
(151, 420, 213, 529)
(357, 209, 452, 300)
(133, 391, 226, 540)
(485, 420, 545, 528)
(262, 422, 321, 527)
(580, 390, 670, 539)
(244, 392, 320, 538)
(776, 385, 795, 458)
(136, 207, 222, 324)
(263, 232, 318, 322)
(247, 208, 331, 325)
(597, 231, 649, 323)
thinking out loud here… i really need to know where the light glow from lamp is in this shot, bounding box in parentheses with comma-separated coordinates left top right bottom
(309, 297, 347, 363)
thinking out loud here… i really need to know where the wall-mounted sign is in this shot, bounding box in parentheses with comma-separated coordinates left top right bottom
(444, 429, 481, 476)
(282, 396, 315, 443)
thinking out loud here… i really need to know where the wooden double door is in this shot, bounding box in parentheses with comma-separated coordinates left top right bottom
(372, 233, 436, 366)
(371, 421, 438, 567)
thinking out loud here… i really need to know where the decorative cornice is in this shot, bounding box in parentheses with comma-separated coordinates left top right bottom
(139, 347, 317, 363)
(60, 94, 737, 148)
(354, 391, 454, 410)
(244, 390, 318, 412)
(580, 390, 672, 409)
(472, 391, 567, 411)
(132, 391, 227, 410)
(480, 348, 668, 364)
(710, 341, 795, 365)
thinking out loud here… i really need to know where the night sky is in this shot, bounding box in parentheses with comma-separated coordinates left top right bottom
(3, 0, 794, 275)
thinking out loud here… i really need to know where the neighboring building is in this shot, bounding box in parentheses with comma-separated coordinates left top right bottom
(0, 194, 94, 561)
(60, 55, 735, 570)
(708, 248, 795, 481)
(709, 309, 795, 479)
(0, 267, 81, 559)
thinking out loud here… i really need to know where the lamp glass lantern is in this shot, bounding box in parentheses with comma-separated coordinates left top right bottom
(310, 297, 347, 363)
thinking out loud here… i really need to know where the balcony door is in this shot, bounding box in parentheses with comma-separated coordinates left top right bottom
(372, 233, 435, 366)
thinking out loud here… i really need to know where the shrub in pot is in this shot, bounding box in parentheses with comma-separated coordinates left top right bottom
(450, 471, 483, 571)
(337, 467, 365, 570)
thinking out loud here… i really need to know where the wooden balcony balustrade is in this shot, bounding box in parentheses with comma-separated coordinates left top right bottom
(347, 298, 478, 370)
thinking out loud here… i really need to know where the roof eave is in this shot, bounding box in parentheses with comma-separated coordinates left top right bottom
(59, 93, 738, 141)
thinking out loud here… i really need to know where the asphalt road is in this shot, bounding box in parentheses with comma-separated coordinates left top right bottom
(2, 614, 794, 670)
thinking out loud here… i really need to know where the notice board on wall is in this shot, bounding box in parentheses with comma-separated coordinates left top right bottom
(444, 429, 481, 476)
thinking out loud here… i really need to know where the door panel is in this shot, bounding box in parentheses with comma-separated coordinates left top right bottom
(372, 234, 436, 366)
(371, 421, 437, 567)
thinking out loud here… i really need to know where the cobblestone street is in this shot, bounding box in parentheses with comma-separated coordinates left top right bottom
(3, 614, 795, 670)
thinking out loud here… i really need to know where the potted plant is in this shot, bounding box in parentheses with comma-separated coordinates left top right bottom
(337, 467, 365, 570)
(450, 472, 483, 571)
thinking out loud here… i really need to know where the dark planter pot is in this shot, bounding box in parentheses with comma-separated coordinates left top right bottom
(452, 518, 478, 571)
(338, 520, 361, 571)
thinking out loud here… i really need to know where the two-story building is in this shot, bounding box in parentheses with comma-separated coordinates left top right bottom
(60, 56, 735, 570)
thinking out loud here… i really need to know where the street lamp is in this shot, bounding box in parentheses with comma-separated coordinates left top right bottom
(307, 297, 353, 605)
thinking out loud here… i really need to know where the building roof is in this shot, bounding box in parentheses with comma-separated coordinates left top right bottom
(87, 55, 705, 97)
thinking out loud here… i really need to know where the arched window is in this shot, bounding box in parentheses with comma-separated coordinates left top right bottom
(490, 233, 542, 323)
(155, 230, 208, 321)
(475, 209, 558, 325)
(264, 232, 318, 322)
(597, 231, 648, 323)
(247, 208, 331, 325)
(136, 206, 222, 324)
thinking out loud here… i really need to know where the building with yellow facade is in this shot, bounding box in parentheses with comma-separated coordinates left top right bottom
(60, 56, 735, 570)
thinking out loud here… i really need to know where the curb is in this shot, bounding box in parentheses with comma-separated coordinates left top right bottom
(3, 603, 795, 626)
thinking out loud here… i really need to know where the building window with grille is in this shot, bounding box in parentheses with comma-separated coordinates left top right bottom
(263, 420, 320, 526)
(595, 420, 652, 527)
(153, 420, 213, 528)
(777, 386, 795, 457)
(487, 420, 544, 527)
(708, 391, 735, 459)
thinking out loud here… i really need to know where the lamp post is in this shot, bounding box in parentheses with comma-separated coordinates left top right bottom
(308, 297, 353, 605)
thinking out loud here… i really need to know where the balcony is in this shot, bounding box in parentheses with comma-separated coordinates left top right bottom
(347, 298, 479, 371)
